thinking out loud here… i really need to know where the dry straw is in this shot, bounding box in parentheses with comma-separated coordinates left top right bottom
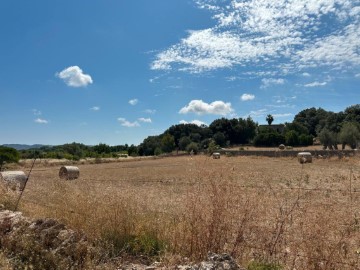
(59, 166, 80, 180)
(0, 171, 27, 191)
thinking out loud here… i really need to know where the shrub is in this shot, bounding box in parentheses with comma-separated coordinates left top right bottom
(186, 142, 199, 154)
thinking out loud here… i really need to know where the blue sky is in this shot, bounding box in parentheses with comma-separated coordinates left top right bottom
(0, 0, 359, 146)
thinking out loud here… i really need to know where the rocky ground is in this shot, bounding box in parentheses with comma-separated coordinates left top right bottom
(0, 210, 245, 270)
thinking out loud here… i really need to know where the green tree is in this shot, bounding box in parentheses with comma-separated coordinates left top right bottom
(178, 137, 192, 151)
(339, 122, 360, 149)
(285, 130, 299, 146)
(318, 128, 338, 149)
(266, 114, 274, 125)
(186, 142, 199, 154)
(161, 133, 176, 153)
(0, 146, 20, 171)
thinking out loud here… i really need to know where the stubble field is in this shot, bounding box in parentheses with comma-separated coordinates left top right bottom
(6, 154, 360, 269)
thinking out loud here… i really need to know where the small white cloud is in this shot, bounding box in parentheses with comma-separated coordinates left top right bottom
(90, 106, 100, 111)
(144, 109, 156, 114)
(241, 93, 255, 101)
(179, 120, 207, 126)
(179, 100, 233, 115)
(129, 99, 139, 106)
(261, 78, 285, 89)
(56, 66, 93, 87)
(355, 73, 360, 78)
(34, 118, 48, 124)
(302, 72, 311, 77)
(32, 109, 42, 116)
(304, 81, 327, 87)
(138, 117, 152, 123)
(117, 118, 140, 127)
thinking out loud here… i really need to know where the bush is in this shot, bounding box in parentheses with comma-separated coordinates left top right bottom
(253, 132, 285, 147)
(186, 142, 199, 154)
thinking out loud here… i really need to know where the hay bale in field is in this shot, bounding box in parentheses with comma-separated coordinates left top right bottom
(279, 144, 285, 150)
(59, 166, 79, 180)
(212, 152, 221, 159)
(0, 171, 27, 191)
(297, 152, 312, 164)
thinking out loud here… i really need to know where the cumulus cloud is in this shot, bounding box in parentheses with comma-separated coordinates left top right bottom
(304, 81, 327, 87)
(117, 118, 140, 127)
(179, 100, 233, 115)
(138, 117, 152, 123)
(241, 93, 255, 101)
(261, 78, 285, 89)
(152, 0, 360, 74)
(34, 118, 48, 124)
(179, 119, 207, 126)
(56, 66, 93, 87)
(129, 99, 139, 105)
(90, 106, 100, 111)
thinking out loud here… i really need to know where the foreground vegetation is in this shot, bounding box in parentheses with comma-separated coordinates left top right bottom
(1, 155, 359, 269)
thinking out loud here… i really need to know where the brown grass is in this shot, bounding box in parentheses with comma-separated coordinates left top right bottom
(2, 154, 360, 269)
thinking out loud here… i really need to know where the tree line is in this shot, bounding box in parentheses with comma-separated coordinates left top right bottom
(0, 104, 359, 163)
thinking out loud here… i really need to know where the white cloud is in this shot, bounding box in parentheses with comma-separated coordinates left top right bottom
(138, 117, 152, 123)
(241, 93, 255, 101)
(32, 109, 42, 116)
(304, 81, 327, 87)
(355, 73, 360, 77)
(56, 66, 93, 87)
(144, 109, 156, 114)
(179, 119, 208, 126)
(247, 109, 268, 118)
(129, 99, 139, 106)
(34, 118, 48, 124)
(179, 100, 234, 115)
(152, 0, 359, 74)
(90, 106, 100, 111)
(261, 78, 285, 89)
(302, 72, 311, 77)
(117, 118, 140, 127)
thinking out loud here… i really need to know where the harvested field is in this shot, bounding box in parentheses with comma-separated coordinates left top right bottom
(2, 154, 360, 269)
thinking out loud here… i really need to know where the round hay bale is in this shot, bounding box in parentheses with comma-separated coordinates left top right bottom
(0, 171, 27, 191)
(212, 152, 221, 159)
(59, 166, 79, 180)
(297, 152, 312, 164)
(279, 144, 285, 150)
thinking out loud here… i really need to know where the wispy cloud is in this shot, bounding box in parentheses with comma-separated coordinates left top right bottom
(152, 0, 359, 74)
(179, 100, 233, 115)
(355, 73, 360, 78)
(32, 109, 42, 116)
(117, 118, 140, 127)
(34, 118, 48, 124)
(302, 72, 311, 77)
(273, 113, 293, 118)
(144, 109, 156, 114)
(56, 66, 93, 87)
(90, 106, 100, 111)
(138, 117, 152, 123)
(304, 81, 327, 87)
(261, 78, 285, 89)
(179, 119, 207, 126)
(241, 93, 255, 101)
(128, 99, 138, 106)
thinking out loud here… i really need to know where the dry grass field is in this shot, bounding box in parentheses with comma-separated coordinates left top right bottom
(2, 154, 360, 269)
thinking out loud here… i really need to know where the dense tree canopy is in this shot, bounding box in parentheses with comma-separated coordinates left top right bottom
(0, 146, 20, 170)
(14, 104, 360, 158)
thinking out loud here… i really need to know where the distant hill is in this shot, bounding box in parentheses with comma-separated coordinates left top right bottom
(2, 144, 46, 150)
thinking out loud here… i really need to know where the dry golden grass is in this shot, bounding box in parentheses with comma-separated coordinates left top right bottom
(2, 154, 360, 269)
